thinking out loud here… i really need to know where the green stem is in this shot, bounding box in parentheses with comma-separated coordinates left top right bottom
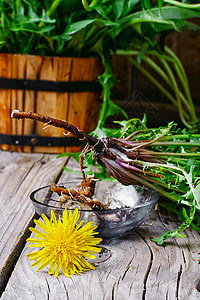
(143, 56, 169, 82)
(128, 126, 171, 151)
(136, 171, 186, 194)
(127, 56, 184, 112)
(152, 141, 200, 147)
(117, 48, 198, 131)
(128, 140, 200, 147)
(164, 0, 200, 10)
(162, 134, 200, 141)
(141, 150, 200, 157)
(144, 55, 193, 117)
(165, 47, 188, 91)
(130, 174, 182, 203)
(159, 57, 192, 129)
(114, 161, 180, 201)
(165, 46, 197, 122)
(144, 56, 195, 122)
(82, 0, 100, 11)
(46, 0, 62, 17)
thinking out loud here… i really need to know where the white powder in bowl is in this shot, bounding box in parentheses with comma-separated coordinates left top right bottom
(93, 181, 140, 209)
(107, 183, 140, 209)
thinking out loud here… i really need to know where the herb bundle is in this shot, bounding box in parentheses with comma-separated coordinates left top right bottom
(12, 110, 200, 244)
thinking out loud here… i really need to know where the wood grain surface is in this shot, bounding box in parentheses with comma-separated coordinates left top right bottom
(0, 150, 200, 300)
(0, 150, 68, 294)
(0, 54, 103, 153)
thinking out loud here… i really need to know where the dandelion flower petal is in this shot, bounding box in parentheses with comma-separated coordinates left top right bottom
(27, 208, 102, 277)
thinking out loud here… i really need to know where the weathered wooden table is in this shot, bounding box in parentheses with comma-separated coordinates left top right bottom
(0, 150, 200, 300)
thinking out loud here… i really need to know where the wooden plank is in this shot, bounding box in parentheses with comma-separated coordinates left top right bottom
(111, 55, 133, 100)
(1, 171, 200, 299)
(136, 209, 200, 300)
(67, 57, 103, 153)
(0, 150, 69, 294)
(10, 54, 27, 152)
(23, 54, 43, 152)
(1, 230, 151, 300)
(178, 229, 200, 300)
(10, 55, 17, 146)
(0, 54, 12, 151)
(35, 56, 72, 154)
(57, 156, 82, 182)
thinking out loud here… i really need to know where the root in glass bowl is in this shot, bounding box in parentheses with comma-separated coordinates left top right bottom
(30, 179, 158, 238)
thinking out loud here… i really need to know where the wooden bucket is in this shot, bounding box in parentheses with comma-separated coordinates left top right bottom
(0, 54, 103, 153)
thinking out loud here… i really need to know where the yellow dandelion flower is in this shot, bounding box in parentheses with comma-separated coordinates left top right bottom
(26, 208, 102, 278)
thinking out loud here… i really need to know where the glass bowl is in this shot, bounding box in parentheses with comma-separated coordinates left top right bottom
(30, 181, 158, 238)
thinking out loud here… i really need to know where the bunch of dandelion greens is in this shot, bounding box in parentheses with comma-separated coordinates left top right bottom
(12, 110, 200, 245)
(26, 208, 102, 278)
